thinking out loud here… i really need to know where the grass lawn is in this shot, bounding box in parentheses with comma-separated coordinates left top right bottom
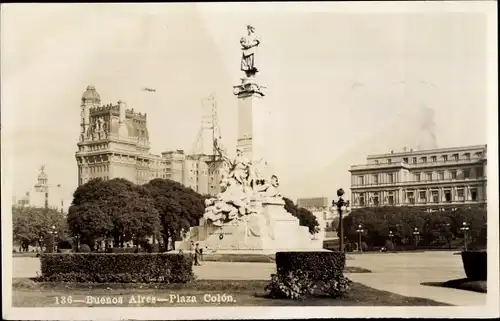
(12, 278, 449, 307)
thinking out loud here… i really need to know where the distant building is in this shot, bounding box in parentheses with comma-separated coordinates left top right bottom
(296, 197, 332, 235)
(349, 145, 487, 209)
(75, 85, 225, 194)
(13, 166, 68, 213)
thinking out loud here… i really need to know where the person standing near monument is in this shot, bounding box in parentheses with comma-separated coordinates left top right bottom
(193, 243, 201, 266)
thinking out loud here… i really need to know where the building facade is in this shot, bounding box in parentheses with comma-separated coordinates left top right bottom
(349, 145, 487, 209)
(75, 85, 225, 194)
(13, 166, 69, 213)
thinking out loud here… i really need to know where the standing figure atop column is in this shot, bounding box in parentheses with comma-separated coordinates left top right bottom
(240, 25, 260, 78)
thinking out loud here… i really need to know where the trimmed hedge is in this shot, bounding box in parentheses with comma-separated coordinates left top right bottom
(40, 253, 194, 283)
(461, 251, 487, 281)
(275, 251, 346, 281)
(267, 251, 350, 299)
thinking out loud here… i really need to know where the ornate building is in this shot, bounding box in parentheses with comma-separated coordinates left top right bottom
(349, 145, 487, 209)
(75, 85, 225, 194)
(13, 166, 68, 212)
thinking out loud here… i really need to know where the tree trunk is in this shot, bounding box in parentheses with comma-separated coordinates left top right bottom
(170, 230, 176, 250)
(113, 233, 120, 248)
(162, 233, 169, 252)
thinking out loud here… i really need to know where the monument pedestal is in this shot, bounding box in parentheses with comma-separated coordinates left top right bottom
(176, 199, 322, 253)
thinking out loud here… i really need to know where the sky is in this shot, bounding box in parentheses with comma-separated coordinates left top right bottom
(1, 2, 495, 204)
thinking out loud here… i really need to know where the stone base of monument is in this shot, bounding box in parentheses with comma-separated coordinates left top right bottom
(176, 199, 324, 253)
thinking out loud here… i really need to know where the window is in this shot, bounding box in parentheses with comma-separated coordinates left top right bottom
(431, 156, 437, 162)
(373, 193, 380, 206)
(476, 167, 484, 178)
(374, 160, 379, 164)
(403, 157, 409, 163)
(451, 170, 457, 180)
(412, 157, 417, 164)
(456, 189, 464, 200)
(387, 159, 392, 164)
(470, 188, 478, 201)
(464, 153, 471, 160)
(475, 151, 483, 159)
(415, 173, 421, 182)
(359, 195, 365, 207)
(358, 176, 364, 185)
(453, 154, 459, 161)
(463, 169, 470, 179)
(444, 190, 452, 202)
(439, 171, 445, 180)
(387, 193, 394, 205)
(431, 190, 439, 203)
(442, 155, 448, 162)
(388, 173, 394, 183)
(419, 191, 427, 202)
(407, 192, 415, 204)
(421, 157, 427, 163)
(373, 174, 379, 184)
(426, 172, 433, 181)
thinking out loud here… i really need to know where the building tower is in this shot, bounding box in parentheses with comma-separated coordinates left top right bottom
(33, 165, 49, 208)
(79, 85, 101, 143)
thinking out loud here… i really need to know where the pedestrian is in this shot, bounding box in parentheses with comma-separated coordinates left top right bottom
(200, 246, 204, 262)
(193, 243, 201, 266)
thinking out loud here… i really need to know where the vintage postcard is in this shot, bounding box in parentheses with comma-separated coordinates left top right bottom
(2, 1, 498, 320)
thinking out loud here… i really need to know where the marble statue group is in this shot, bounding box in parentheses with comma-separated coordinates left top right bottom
(203, 147, 282, 227)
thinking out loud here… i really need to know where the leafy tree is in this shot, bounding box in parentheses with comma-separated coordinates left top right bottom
(67, 178, 160, 249)
(12, 206, 68, 252)
(342, 205, 487, 249)
(143, 179, 206, 251)
(283, 197, 320, 234)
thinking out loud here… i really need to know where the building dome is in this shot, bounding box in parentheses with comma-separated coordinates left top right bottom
(37, 165, 48, 185)
(81, 85, 101, 104)
(38, 171, 48, 180)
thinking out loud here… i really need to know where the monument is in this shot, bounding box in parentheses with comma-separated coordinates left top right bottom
(176, 25, 322, 253)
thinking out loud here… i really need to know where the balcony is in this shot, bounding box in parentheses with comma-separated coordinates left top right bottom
(351, 198, 487, 208)
(351, 176, 486, 188)
(350, 158, 484, 171)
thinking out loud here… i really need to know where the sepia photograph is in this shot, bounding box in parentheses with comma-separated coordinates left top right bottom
(1, 1, 498, 320)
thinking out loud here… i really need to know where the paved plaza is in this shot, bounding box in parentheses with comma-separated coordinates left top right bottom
(12, 251, 486, 306)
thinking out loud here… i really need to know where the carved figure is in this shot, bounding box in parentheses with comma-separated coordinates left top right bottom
(262, 175, 282, 198)
(240, 25, 260, 78)
(231, 149, 250, 187)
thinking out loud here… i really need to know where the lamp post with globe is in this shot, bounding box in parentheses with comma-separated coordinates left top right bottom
(48, 225, 58, 252)
(356, 224, 364, 252)
(331, 188, 351, 252)
(413, 227, 420, 249)
(460, 221, 470, 251)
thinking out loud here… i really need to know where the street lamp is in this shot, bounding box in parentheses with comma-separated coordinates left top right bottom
(48, 225, 58, 252)
(331, 188, 351, 252)
(356, 224, 364, 252)
(389, 230, 394, 243)
(460, 221, 470, 251)
(413, 227, 420, 248)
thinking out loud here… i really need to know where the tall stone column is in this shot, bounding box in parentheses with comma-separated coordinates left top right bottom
(233, 78, 267, 164)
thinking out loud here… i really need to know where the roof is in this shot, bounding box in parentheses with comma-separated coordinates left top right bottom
(81, 85, 101, 104)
